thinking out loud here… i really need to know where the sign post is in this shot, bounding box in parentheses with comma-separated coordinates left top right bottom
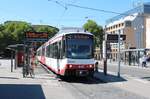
(23, 32, 48, 77)
(106, 33, 126, 77)
(118, 30, 121, 78)
(103, 31, 107, 75)
(25, 32, 48, 42)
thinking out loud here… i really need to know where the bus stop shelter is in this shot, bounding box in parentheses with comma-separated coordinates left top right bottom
(7, 44, 26, 72)
(121, 48, 150, 66)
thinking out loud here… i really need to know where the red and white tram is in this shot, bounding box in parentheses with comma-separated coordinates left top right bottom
(37, 28, 95, 77)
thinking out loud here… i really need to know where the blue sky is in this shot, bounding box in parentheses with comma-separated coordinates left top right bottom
(0, 0, 149, 28)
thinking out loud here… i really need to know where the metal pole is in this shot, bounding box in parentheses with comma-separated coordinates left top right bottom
(118, 30, 121, 77)
(11, 51, 13, 72)
(15, 50, 17, 69)
(23, 42, 26, 78)
(103, 31, 107, 75)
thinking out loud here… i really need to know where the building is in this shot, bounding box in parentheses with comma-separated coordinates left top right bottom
(105, 2, 150, 61)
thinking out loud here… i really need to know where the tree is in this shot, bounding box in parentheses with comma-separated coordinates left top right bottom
(0, 21, 59, 55)
(3, 21, 33, 43)
(83, 19, 103, 49)
(32, 25, 59, 38)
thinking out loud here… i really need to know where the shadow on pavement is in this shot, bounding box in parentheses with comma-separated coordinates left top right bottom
(0, 76, 19, 79)
(141, 77, 150, 81)
(59, 76, 105, 84)
(94, 71, 127, 83)
(0, 84, 46, 99)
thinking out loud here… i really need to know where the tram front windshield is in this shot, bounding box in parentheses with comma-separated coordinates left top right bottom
(66, 34, 93, 59)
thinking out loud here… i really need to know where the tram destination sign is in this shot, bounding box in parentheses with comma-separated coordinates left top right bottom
(25, 32, 48, 42)
(66, 34, 92, 39)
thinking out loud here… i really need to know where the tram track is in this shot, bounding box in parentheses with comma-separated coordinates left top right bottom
(39, 62, 104, 98)
(38, 63, 148, 99)
(59, 76, 104, 99)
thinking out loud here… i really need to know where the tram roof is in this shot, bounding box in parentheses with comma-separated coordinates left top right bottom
(37, 27, 93, 49)
(57, 31, 93, 36)
(56, 27, 93, 36)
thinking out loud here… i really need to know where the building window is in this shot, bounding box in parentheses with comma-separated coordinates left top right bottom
(125, 21, 131, 27)
(119, 24, 121, 27)
(116, 25, 118, 28)
(113, 25, 115, 29)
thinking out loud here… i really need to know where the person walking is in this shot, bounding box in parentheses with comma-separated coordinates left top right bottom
(141, 55, 147, 68)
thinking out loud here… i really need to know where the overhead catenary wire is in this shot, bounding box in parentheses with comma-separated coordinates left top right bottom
(57, 8, 68, 27)
(48, 0, 135, 16)
(67, 3, 136, 17)
(67, 4, 123, 15)
(48, 0, 68, 27)
(48, 0, 139, 28)
(48, 0, 67, 10)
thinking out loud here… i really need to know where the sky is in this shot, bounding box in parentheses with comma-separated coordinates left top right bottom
(0, 0, 150, 28)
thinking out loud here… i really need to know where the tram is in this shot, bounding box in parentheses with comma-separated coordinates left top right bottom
(37, 28, 95, 77)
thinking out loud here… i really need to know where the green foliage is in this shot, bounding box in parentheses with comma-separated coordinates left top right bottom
(32, 25, 59, 38)
(3, 21, 33, 43)
(83, 19, 103, 48)
(0, 21, 58, 53)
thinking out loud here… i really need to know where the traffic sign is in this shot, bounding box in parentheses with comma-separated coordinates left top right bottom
(107, 34, 126, 43)
(25, 32, 48, 42)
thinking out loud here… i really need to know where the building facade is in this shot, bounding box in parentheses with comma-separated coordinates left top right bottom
(105, 3, 150, 61)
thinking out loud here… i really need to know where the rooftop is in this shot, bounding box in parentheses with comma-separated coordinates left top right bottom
(106, 2, 150, 24)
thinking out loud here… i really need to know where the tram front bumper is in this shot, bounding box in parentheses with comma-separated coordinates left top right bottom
(65, 69, 94, 77)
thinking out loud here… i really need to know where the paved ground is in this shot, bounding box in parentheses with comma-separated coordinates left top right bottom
(95, 60, 150, 99)
(0, 59, 150, 99)
(0, 59, 75, 99)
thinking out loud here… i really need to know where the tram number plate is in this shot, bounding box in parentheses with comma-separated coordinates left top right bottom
(79, 65, 84, 68)
(77, 70, 88, 76)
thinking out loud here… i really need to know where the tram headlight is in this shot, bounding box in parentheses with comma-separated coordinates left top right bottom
(69, 65, 72, 68)
(89, 65, 93, 68)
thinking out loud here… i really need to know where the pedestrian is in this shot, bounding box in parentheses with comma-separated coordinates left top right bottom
(141, 55, 147, 68)
(29, 50, 37, 78)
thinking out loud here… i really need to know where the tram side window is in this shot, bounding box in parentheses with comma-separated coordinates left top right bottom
(50, 42, 62, 59)
(42, 46, 45, 56)
(58, 41, 61, 59)
(56, 40, 65, 59)
(49, 45, 52, 58)
(54, 43, 58, 59)
(51, 44, 54, 58)
(51, 43, 57, 58)
(46, 45, 50, 57)
(40, 49, 42, 56)
(61, 39, 66, 58)
(46, 46, 48, 57)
